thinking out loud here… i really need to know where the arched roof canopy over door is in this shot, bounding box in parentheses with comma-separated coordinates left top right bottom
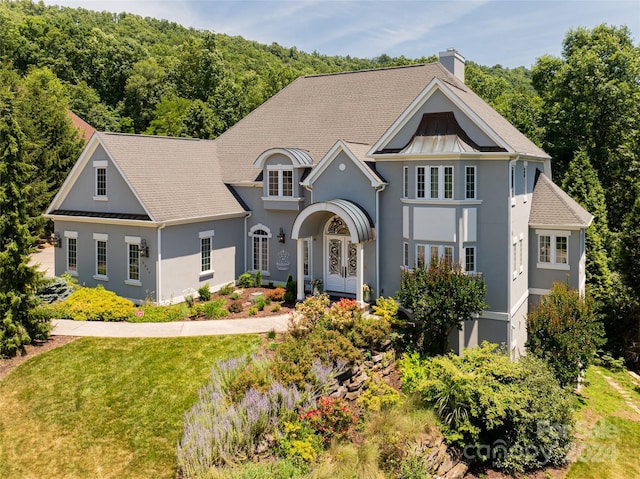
(291, 199, 374, 244)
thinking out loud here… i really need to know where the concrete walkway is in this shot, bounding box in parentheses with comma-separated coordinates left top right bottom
(52, 315, 291, 338)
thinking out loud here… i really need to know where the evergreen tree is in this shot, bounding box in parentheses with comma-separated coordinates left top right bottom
(561, 148, 612, 300)
(0, 81, 48, 357)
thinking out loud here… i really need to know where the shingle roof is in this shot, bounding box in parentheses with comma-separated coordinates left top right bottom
(529, 173, 593, 227)
(68, 111, 96, 142)
(97, 133, 245, 222)
(215, 62, 548, 183)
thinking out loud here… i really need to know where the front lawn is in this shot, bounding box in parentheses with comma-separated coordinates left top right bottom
(0, 335, 261, 479)
(567, 366, 640, 479)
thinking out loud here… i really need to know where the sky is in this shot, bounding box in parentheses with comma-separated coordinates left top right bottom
(42, 0, 639, 68)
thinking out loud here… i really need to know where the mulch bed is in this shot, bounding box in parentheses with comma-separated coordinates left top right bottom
(184, 287, 297, 321)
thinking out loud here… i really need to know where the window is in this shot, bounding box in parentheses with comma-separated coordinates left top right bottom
(403, 241, 409, 267)
(512, 237, 518, 279)
(416, 244, 426, 268)
(465, 166, 476, 200)
(537, 230, 570, 269)
(93, 160, 108, 199)
(519, 235, 524, 274)
(93, 233, 108, 279)
(303, 238, 311, 277)
(539, 235, 551, 263)
(424, 165, 453, 200)
(403, 166, 409, 198)
(128, 243, 140, 281)
(65, 231, 78, 274)
(199, 230, 214, 274)
(416, 243, 454, 268)
(510, 163, 516, 201)
(416, 166, 425, 198)
(465, 246, 476, 273)
(555, 236, 568, 264)
(249, 225, 271, 272)
(267, 166, 294, 197)
(429, 167, 439, 199)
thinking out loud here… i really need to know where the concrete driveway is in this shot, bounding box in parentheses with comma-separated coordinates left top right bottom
(29, 245, 55, 278)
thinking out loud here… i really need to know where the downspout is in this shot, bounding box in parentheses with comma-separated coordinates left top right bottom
(243, 212, 252, 273)
(156, 223, 166, 304)
(507, 155, 520, 359)
(375, 183, 387, 298)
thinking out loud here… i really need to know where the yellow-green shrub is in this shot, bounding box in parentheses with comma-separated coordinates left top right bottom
(58, 285, 134, 321)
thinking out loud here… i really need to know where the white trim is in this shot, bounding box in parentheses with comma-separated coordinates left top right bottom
(92, 160, 108, 168)
(416, 165, 426, 199)
(301, 140, 384, 188)
(368, 78, 513, 156)
(261, 196, 304, 203)
(124, 279, 142, 287)
(402, 166, 409, 198)
(93, 274, 109, 281)
(401, 198, 482, 206)
(92, 196, 108, 202)
(478, 311, 510, 322)
(248, 224, 272, 237)
(253, 147, 312, 169)
(64, 231, 78, 239)
(465, 165, 477, 200)
(523, 161, 528, 202)
(125, 235, 142, 244)
(46, 134, 155, 221)
(537, 262, 570, 271)
(529, 288, 550, 296)
(535, 229, 572, 237)
(93, 233, 109, 241)
(198, 230, 215, 239)
(510, 290, 529, 317)
(45, 211, 247, 227)
(529, 224, 583, 231)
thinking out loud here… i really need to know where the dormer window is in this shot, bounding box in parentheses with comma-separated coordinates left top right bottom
(267, 165, 293, 197)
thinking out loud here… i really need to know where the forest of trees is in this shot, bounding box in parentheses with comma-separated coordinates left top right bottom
(0, 0, 638, 364)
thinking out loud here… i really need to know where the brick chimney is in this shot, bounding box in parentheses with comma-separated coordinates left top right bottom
(439, 48, 465, 83)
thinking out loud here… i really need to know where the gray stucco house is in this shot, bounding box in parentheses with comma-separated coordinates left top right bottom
(46, 49, 592, 357)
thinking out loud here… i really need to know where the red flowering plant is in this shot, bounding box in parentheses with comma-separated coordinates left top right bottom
(328, 298, 363, 332)
(299, 396, 358, 445)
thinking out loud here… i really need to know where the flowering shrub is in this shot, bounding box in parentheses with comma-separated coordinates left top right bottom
(300, 396, 358, 445)
(329, 298, 362, 330)
(177, 356, 340, 477)
(267, 287, 286, 302)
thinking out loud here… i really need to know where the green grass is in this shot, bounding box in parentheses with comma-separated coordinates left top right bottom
(566, 366, 640, 479)
(0, 335, 261, 479)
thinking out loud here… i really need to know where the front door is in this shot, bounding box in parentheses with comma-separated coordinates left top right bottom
(324, 216, 357, 294)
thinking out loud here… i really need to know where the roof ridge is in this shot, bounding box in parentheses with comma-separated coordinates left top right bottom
(303, 62, 436, 79)
(100, 132, 205, 142)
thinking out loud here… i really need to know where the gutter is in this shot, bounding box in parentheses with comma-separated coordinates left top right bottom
(375, 183, 388, 298)
(156, 223, 166, 304)
(507, 155, 520, 359)
(243, 211, 252, 272)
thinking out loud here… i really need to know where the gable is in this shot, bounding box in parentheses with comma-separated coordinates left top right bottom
(48, 137, 150, 219)
(372, 81, 507, 155)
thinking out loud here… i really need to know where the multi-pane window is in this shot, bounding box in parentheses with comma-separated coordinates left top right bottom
(510, 164, 516, 199)
(429, 167, 439, 199)
(416, 244, 454, 268)
(201, 237, 211, 272)
(465, 246, 476, 272)
(519, 236, 524, 274)
(523, 162, 528, 200)
(539, 235, 551, 263)
(267, 166, 294, 197)
(268, 170, 279, 196)
(465, 166, 476, 199)
(444, 167, 453, 199)
(128, 243, 140, 281)
(250, 227, 270, 272)
(512, 239, 518, 279)
(303, 238, 311, 277)
(96, 240, 107, 276)
(538, 232, 569, 267)
(95, 167, 107, 197)
(403, 241, 409, 267)
(403, 166, 409, 198)
(67, 236, 77, 273)
(416, 166, 425, 198)
(555, 236, 567, 264)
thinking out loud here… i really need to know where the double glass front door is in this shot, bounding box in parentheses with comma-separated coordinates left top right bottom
(325, 235, 357, 294)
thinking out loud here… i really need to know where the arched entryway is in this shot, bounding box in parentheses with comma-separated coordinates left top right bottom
(291, 199, 374, 304)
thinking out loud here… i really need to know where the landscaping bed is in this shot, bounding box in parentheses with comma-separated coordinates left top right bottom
(182, 287, 296, 320)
